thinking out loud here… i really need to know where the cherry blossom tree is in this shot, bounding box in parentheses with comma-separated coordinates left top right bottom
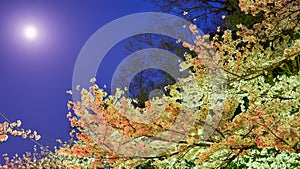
(1, 0, 299, 168)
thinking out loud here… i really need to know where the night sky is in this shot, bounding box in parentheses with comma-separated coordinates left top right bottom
(0, 0, 158, 163)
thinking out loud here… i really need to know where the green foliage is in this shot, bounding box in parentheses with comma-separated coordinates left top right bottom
(223, 10, 264, 31)
(134, 160, 157, 169)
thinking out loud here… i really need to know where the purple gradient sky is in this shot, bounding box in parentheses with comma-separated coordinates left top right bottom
(0, 0, 157, 163)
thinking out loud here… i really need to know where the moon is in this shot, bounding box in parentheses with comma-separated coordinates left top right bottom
(23, 25, 38, 40)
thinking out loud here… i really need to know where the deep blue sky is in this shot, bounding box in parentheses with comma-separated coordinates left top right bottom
(0, 0, 158, 163)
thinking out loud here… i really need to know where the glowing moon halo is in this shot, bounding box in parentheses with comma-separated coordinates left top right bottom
(23, 25, 37, 40)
